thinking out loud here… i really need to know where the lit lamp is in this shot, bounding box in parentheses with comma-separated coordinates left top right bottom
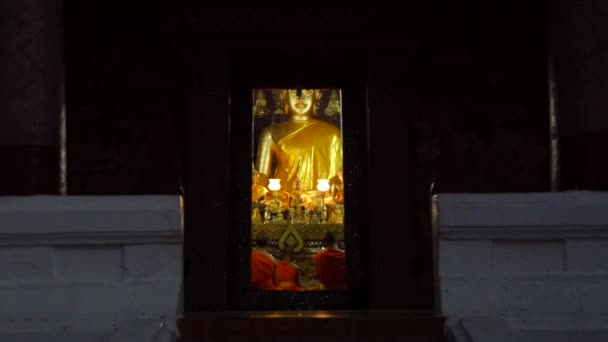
(317, 179, 330, 223)
(268, 178, 281, 192)
(267, 179, 282, 216)
(317, 178, 330, 201)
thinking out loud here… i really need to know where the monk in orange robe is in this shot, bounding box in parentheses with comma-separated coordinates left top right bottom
(313, 232, 347, 291)
(274, 246, 302, 291)
(250, 233, 281, 291)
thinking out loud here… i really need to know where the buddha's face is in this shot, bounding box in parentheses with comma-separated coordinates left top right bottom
(287, 89, 315, 115)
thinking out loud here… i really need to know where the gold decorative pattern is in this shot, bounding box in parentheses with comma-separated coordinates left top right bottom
(278, 224, 304, 252)
(252, 223, 344, 241)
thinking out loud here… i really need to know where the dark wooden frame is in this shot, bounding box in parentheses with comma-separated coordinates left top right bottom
(227, 52, 370, 310)
(183, 50, 372, 312)
(182, 44, 443, 313)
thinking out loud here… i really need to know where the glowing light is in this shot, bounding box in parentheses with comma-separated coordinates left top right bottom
(316, 179, 330, 192)
(268, 179, 281, 191)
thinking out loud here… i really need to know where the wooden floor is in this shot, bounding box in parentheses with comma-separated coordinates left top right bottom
(179, 311, 446, 342)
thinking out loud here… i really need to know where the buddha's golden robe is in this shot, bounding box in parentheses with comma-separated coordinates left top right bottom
(270, 120, 342, 192)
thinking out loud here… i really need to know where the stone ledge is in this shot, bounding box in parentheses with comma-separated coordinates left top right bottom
(0, 195, 181, 234)
(459, 317, 519, 342)
(0, 195, 183, 342)
(440, 225, 608, 240)
(0, 317, 179, 342)
(448, 316, 608, 342)
(440, 273, 608, 280)
(506, 314, 608, 331)
(438, 191, 608, 341)
(438, 191, 608, 227)
(0, 231, 181, 246)
(0, 280, 181, 322)
(0, 244, 182, 281)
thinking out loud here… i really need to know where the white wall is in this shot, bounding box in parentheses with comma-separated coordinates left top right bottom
(438, 192, 608, 342)
(0, 196, 182, 341)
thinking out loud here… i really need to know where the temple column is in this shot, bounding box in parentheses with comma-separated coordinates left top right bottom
(0, 0, 63, 194)
(552, 0, 608, 190)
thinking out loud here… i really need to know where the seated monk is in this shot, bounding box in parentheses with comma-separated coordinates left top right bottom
(313, 232, 347, 291)
(250, 233, 281, 291)
(274, 246, 302, 291)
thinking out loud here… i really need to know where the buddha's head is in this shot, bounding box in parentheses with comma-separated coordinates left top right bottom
(282, 89, 322, 117)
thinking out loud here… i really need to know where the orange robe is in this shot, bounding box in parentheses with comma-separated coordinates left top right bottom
(250, 250, 280, 290)
(276, 261, 301, 291)
(313, 248, 347, 290)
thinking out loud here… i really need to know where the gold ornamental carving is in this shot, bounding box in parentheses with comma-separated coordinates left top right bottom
(278, 224, 304, 252)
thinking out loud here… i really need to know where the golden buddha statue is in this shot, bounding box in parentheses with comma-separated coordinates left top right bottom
(255, 89, 343, 193)
(251, 167, 268, 203)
